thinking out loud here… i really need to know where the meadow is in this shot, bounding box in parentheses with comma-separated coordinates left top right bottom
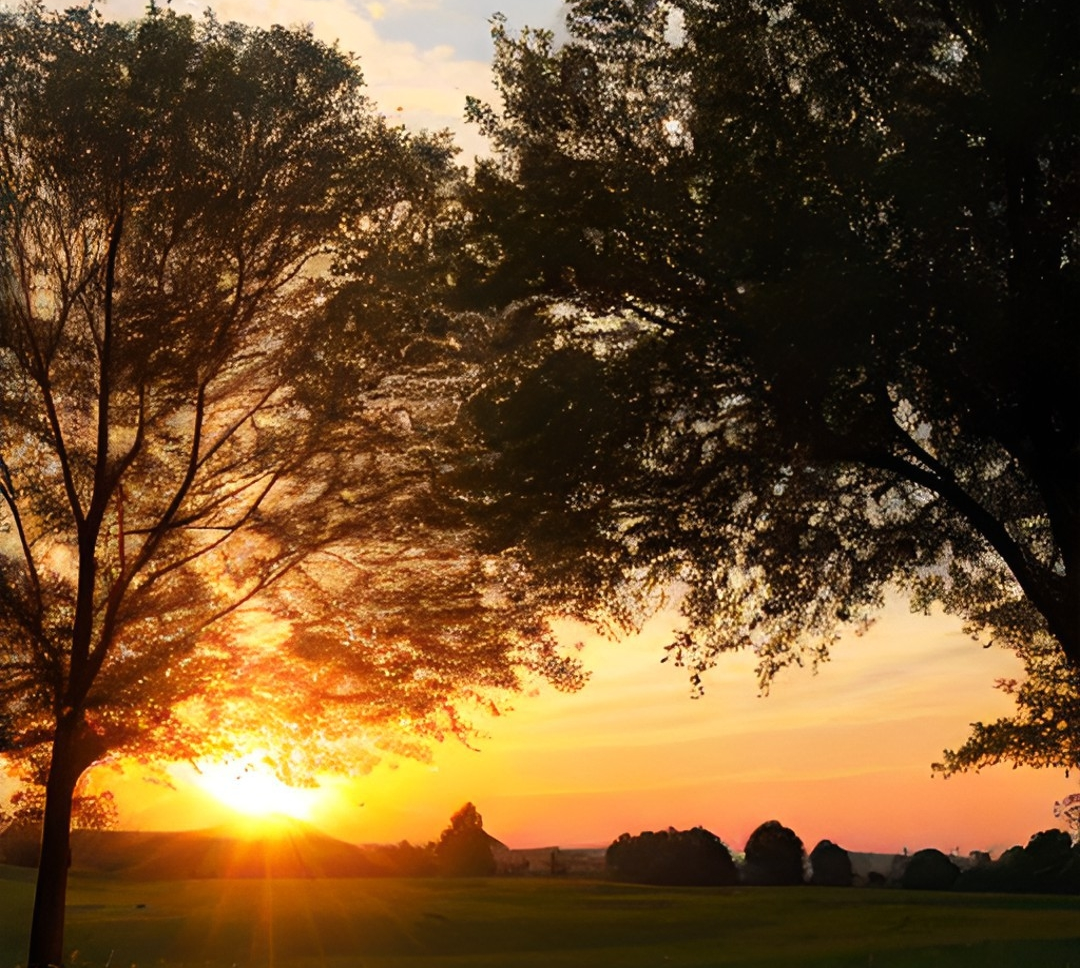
(3, 865, 1080, 967)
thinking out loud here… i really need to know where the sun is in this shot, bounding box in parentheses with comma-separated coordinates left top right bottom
(193, 755, 320, 821)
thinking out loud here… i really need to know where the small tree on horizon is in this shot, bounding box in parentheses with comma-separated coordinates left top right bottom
(809, 839, 853, 887)
(902, 848, 961, 890)
(434, 802, 497, 876)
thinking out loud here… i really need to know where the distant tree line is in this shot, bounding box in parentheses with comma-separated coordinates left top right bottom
(606, 827, 739, 886)
(606, 819, 814, 887)
(4, 795, 1078, 894)
(604, 819, 1080, 894)
(354, 802, 500, 878)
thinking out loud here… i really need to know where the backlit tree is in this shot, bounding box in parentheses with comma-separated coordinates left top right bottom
(455, 0, 1079, 767)
(0, 6, 581, 965)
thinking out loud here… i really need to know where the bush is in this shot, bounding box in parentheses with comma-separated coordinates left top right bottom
(606, 827, 738, 886)
(743, 821, 805, 886)
(901, 849, 960, 890)
(809, 840, 853, 887)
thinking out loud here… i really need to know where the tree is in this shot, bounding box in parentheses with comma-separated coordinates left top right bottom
(809, 839, 853, 887)
(1, 745, 118, 838)
(0, 7, 582, 966)
(434, 802, 497, 876)
(956, 829, 1080, 894)
(901, 848, 961, 890)
(742, 820, 805, 885)
(605, 826, 738, 885)
(455, 1, 1079, 765)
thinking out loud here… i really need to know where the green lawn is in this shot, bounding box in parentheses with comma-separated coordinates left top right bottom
(2, 866, 1079, 967)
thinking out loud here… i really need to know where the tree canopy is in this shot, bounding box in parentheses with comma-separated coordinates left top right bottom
(0, 6, 580, 964)
(454, 0, 1079, 769)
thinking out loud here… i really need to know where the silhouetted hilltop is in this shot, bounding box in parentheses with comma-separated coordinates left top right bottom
(1, 817, 388, 879)
(97, 817, 386, 879)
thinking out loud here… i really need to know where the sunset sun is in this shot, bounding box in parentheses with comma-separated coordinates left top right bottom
(193, 756, 320, 822)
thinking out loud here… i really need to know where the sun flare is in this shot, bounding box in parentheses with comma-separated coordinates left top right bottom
(193, 756, 320, 821)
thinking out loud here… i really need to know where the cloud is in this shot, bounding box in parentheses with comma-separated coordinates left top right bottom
(40, 0, 498, 158)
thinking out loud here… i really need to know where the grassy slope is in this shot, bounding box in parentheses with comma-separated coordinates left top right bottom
(2, 866, 1079, 967)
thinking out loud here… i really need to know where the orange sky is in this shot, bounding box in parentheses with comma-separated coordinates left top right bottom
(104, 598, 1071, 857)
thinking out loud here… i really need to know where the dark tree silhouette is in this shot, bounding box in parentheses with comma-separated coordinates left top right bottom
(0, 7, 581, 965)
(605, 826, 738, 886)
(901, 848, 961, 890)
(434, 802, 497, 876)
(809, 839, 853, 887)
(956, 829, 1080, 894)
(456, 0, 1080, 768)
(743, 820, 805, 886)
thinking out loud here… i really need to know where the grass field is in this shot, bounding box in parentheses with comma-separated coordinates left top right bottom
(2, 865, 1079, 967)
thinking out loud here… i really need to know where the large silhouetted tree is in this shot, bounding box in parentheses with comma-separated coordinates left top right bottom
(456, 0, 1079, 767)
(0, 7, 581, 965)
(901, 848, 961, 890)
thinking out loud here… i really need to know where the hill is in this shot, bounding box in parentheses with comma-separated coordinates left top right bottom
(0, 817, 390, 879)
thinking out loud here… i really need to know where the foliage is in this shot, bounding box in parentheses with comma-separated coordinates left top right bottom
(457, 0, 1080, 765)
(809, 839, 853, 887)
(935, 631, 1080, 773)
(743, 820, 805, 886)
(434, 802, 497, 876)
(605, 826, 738, 886)
(1, 745, 117, 837)
(0, 0, 586, 793)
(901, 848, 961, 891)
(956, 830, 1080, 894)
(365, 840, 438, 877)
(0, 5, 581, 964)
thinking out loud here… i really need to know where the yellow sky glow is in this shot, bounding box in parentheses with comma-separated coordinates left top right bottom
(184, 756, 321, 821)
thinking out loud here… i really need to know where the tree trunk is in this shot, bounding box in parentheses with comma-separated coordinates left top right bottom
(25, 715, 97, 968)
